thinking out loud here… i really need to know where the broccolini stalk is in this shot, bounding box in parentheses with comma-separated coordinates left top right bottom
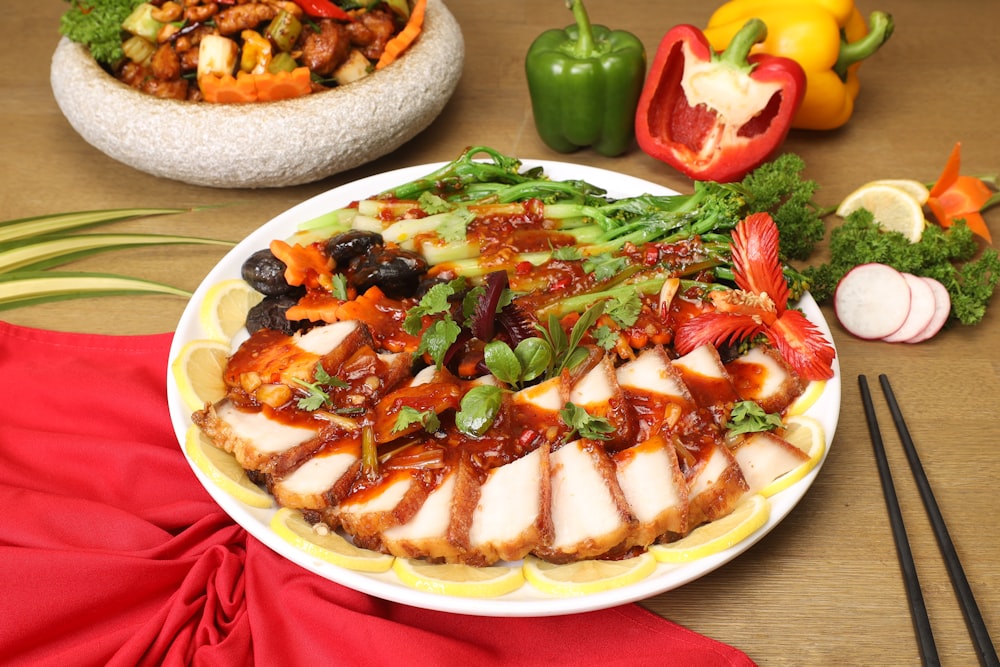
(377, 146, 536, 201)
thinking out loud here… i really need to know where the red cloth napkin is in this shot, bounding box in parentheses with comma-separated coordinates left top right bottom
(0, 321, 756, 667)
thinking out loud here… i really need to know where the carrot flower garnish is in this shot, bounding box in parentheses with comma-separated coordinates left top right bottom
(674, 212, 836, 380)
(927, 142, 995, 244)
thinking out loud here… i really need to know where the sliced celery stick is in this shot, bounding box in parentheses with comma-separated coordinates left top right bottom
(434, 251, 551, 279)
(356, 200, 418, 217)
(298, 207, 357, 231)
(381, 213, 451, 243)
(350, 214, 383, 233)
(419, 239, 479, 265)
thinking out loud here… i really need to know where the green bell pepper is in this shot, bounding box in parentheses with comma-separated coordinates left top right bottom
(525, 0, 646, 157)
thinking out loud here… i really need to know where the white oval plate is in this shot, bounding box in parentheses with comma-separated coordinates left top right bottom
(166, 160, 841, 617)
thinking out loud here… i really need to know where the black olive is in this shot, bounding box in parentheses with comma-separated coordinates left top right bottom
(245, 293, 309, 335)
(349, 248, 429, 298)
(325, 230, 384, 267)
(241, 248, 295, 296)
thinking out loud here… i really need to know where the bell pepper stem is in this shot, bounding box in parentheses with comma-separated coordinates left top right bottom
(718, 18, 767, 68)
(834, 11, 894, 80)
(568, 0, 595, 56)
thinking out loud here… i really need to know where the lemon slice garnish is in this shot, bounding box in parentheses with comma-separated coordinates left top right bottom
(184, 425, 273, 508)
(171, 338, 230, 412)
(836, 183, 926, 242)
(392, 558, 525, 598)
(759, 416, 827, 497)
(270, 507, 395, 573)
(649, 493, 770, 563)
(786, 379, 826, 417)
(522, 551, 657, 596)
(199, 278, 262, 343)
(865, 178, 930, 205)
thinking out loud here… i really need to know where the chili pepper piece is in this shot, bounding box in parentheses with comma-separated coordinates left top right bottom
(292, 0, 352, 21)
(525, 0, 646, 157)
(635, 20, 805, 183)
(705, 1, 894, 130)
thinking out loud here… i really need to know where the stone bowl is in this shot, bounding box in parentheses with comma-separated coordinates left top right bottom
(50, 0, 464, 189)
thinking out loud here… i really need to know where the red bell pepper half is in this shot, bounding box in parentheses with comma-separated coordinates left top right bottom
(635, 19, 805, 183)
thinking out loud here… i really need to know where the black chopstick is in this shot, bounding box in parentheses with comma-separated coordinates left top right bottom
(858, 375, 939, 666)
(878, 375, 999, 667)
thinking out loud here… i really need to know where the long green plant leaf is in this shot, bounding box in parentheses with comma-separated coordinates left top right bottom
(0, 233, 234, 273)
(0, 208, 192, 243)
(0, 271, 192, 311)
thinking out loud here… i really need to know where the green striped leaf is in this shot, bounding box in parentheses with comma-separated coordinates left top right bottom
(0, 271, 192, 311)
(0, 233, 234, 273)
(0, 208, 192, 243)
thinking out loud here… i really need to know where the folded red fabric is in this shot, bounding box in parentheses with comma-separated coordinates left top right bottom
(0, 321, 756, 667)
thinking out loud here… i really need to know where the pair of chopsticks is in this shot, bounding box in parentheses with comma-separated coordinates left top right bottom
(859, 374, 999, 667)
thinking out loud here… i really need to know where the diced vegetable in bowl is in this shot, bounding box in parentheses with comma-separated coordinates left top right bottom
(50, 0, 464, 188)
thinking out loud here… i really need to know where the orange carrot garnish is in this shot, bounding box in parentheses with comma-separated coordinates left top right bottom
(376, 0, 427, 70)
(927, 142, 995, 244)
(269, 239, 334, 290)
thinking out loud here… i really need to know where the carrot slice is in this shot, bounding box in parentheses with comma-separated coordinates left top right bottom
(199, 68, 313, 103)
(375, 0, 427, 70)
(286, 292, 344, 323)
(929, 142, 962, 198)
(255, 67, 313, 102)
(270, 239, 334, 289)
(199, 72, 259, 103)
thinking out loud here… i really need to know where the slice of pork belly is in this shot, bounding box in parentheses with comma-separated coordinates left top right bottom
(724, 346, 805, 414)
(192, 401, 323, 474)
(224, 320, 374, 400)
(730, 431, 809, 496)
(568, 355, 637, 452)
(682, 436, 749, 532)
(372, 366, 464, 443)
(532, 439, 635, 563)
(270, 436, 361, 510)
(613, 434, 689, 547)
(671, 344, 742, 426)
(379, 459, 480, 562)
(616, 346, 697, 441)
(334, 468, 430, 551)
(465, 444, 553, 566)
(508, 376, 570, 447)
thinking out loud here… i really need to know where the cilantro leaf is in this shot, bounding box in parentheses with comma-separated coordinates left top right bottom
(403, 281, 456, 335)
(727, 400, 783, 435)
(392, 406, 441, 434)
(559, 402, 614, 441)
(416, 317, 462, 369)
(293, 364, 348, 411)
(604, 290, 641, 328)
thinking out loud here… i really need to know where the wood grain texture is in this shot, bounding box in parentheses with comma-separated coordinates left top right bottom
(3, 2, 997, 665)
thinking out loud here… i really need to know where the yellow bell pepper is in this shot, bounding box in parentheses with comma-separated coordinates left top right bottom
(704, 0, 893, 130)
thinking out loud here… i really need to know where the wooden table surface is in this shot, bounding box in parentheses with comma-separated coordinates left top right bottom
(5, 2, 998, 665)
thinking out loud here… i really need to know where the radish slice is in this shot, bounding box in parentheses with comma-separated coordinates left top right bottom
(833, 263, 911, 340)
(905, 277, 952, 343)
(883, 273, 936, 342)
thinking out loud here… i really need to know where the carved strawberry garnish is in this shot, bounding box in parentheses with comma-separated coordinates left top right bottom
(675, 213, 835, 380)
